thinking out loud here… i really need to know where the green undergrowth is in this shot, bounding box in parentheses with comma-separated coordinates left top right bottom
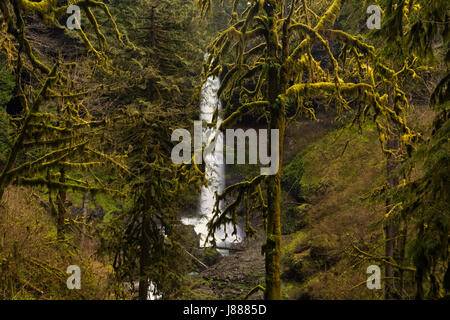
(280, 122, 386, 299)
(0, 61, 14, 167)
(0, 187, 113, 299)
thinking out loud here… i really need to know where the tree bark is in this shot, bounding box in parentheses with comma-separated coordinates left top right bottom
(81, 192, 88, 247)
(138, 178, 153, 300)
(56, 167, 67, 241)
(385, 133, 400, 299)
(263, 1, 285, 299)
(264, 142, 283, 300)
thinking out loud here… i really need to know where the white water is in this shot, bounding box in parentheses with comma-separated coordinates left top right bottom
(182, 74, 243, 253)
(131, 281, 161, 300)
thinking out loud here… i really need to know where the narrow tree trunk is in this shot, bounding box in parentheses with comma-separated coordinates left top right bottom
(384, 223, 398, 298)
(283, 0, 291, 17)
(81, 192, 88, 247)
(265, 108, 284, 300)
(263, 1, 285, 299)
(138, 214, 151, 300)
(138, 180, 153, 300)
(415, 224, 425, 299)
(385, 134, 400, 299)
(398, 221, 407, 295)
(56, 168, 67, 241)
(264, 139, 283, 300)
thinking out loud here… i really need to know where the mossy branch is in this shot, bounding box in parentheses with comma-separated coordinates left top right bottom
(206, 175, 267, 246)
(352, 245, 416, 272)
(241, 284, 265, 300)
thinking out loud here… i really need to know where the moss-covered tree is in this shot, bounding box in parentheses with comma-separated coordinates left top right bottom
(199, 0, 416, 299)
(377, 0, 449, 299)
(0, 0, 127, 238)
(97, 0, 206, 300)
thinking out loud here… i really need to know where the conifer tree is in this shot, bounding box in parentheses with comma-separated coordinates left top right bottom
(97, 0, 206, 299)
(378, 0, 449, 299)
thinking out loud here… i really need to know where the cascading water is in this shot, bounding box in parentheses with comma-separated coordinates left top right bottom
(182, 73, 243, 254)
(132, 281, 161, 300)
(143, 64, 242, 300)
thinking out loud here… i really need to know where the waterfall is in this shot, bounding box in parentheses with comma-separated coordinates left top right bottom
(131, 281, 161, 300)
(182, 74, 243, 254)
(141, 67, 243, 299)
(144, 66, 242, 300)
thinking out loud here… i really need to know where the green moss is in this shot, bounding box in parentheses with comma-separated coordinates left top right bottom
(298, 122, 381, 195)
(93, 193, 120, 213)
(0, 109, 12, 168)
(281, 204, 309, 234)
(203, 247, 222, 265)
(0, 62, 14, 167)
(0, 62, 14, 106)
(226, 163, 260, 181)
(282, 152, 306, 201)
(282, 231, 307, 258)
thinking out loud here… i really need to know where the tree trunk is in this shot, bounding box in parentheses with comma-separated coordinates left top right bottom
(264, 136, 283, 300)
(264, 107, 284, 299)
(138, 214, 151, 300)
(56, 168, 67, 241)
(398, 221, 407, 295)
(81, 192, 88, 247)
(138, 179, 153, 300)
(263, 1, 285, 299)
(385, 134, 400, 299)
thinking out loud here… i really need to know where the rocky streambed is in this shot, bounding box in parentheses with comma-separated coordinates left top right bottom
(189, 232, 266, 300)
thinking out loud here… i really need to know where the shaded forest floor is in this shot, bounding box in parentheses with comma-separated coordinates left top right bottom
(189, 233, 266, 300)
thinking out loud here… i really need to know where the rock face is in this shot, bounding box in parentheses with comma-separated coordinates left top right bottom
(190, 233, 266, 300)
